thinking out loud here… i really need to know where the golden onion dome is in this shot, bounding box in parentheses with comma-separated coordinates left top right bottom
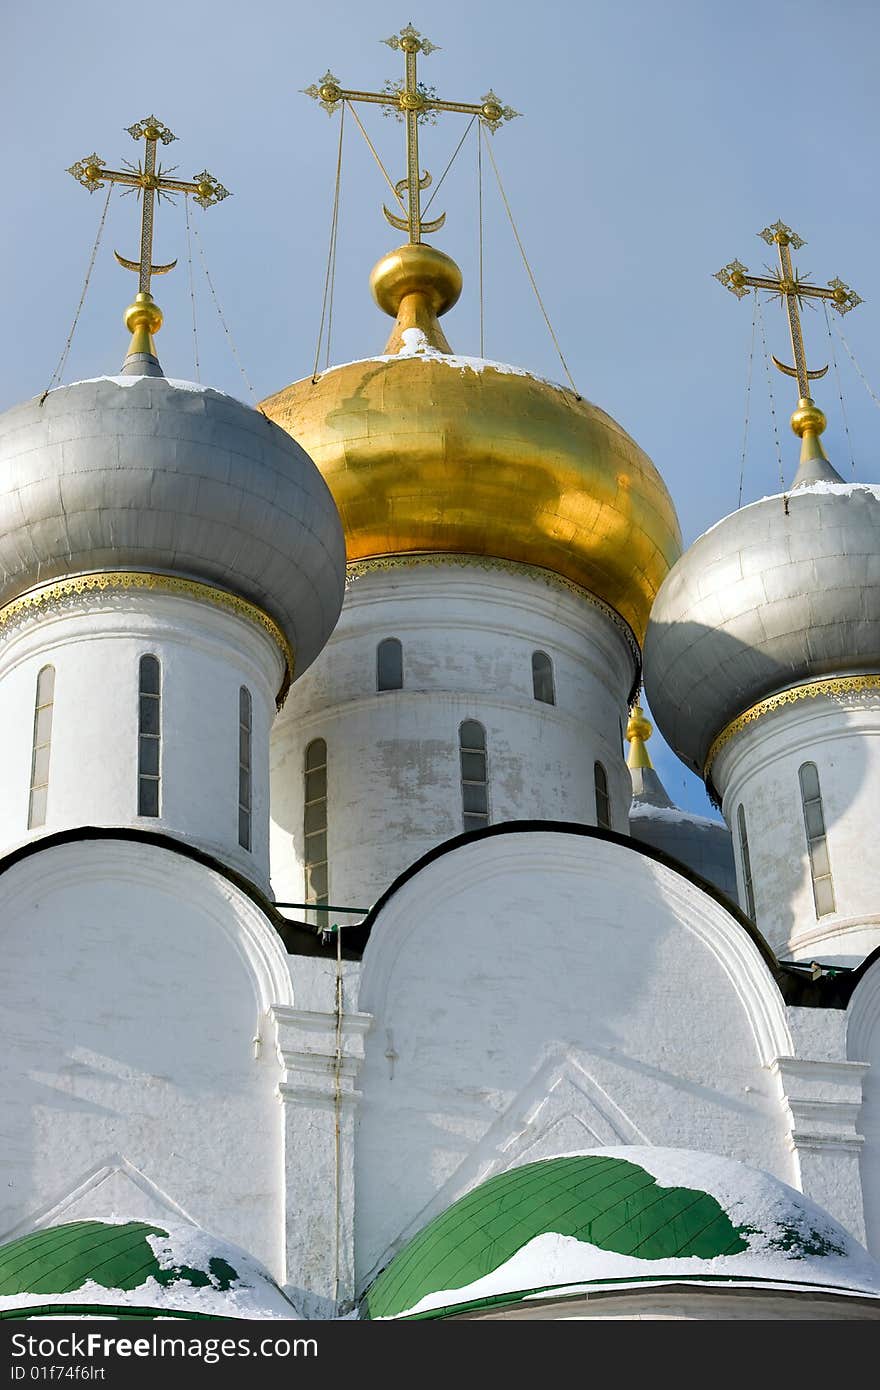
(260, 243, 682, 644)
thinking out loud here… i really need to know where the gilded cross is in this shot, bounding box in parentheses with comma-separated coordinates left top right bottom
(68, 116, 229, 297)
(715, 220, 861, 401)
(305, 23, 518, 244)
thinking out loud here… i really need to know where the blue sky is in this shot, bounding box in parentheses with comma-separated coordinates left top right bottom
(5, 0, 879, 815)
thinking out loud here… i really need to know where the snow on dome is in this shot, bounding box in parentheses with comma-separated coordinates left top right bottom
(363, 1148, 880, 1320)
(0, 1218, 298, 1320)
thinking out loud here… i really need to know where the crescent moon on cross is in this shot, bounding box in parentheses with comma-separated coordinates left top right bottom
(771, 354, 829, 381)
(114, 251, 178, 275)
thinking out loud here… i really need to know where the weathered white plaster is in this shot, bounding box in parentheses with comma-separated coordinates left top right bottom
(0, 838, 291, 1277)
(0, 589, 285, 892)
(353, 828, 797, 1288)
(847, 959, 880, 1259)
(270, 561, 636, 910)
(715, 689, 880, 965)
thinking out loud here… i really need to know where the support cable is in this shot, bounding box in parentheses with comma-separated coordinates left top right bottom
(313, 104, 346, 380)
(423, 114, 477, 214)
(832, 317, 880, 410)
(823, 301, 855, 476)
(345, 101, 407, 214)
(738, 290, 758, 508)
(482, 135, 579, 396)
(332, 913, 343, 1306)
(184, 193, 201, 384)
(40, 184, 113, 403)
(755, 294, 786, 492)
(477, 122, 485, 359)
(190, 216, 260, 406)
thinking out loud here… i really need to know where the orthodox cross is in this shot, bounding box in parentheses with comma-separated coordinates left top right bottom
(68, 116, 229, 297)
(715, 220, 861, 401)
(305, 23, 518, 244)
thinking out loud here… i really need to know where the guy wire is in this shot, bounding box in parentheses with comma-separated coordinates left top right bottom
(313, 103, 345, 381)
(482, 135, 579, 397)
(823, 300, 855, 475)
(738, 290, 758, 508)
(184, 193, 201, 384)
(755, 294, 786, 492)
(41, 184, 113, 403)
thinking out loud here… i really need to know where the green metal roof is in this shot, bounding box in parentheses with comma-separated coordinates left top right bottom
(363, 1150, 880, 1320)
(0, 1221, 237, 1311)
(365, 1153, 749, 1319)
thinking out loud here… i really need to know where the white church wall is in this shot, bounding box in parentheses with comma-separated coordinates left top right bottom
(353, 828, 795, 1288)
(847, 959, 880, 1260)
(0, 590, 284, 892)
(270, 561, 636, 910)
(0, 838, 291, 1277)
(715, 692, 880, 966)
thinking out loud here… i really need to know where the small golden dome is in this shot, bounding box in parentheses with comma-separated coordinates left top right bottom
(261, 247, 682, 644)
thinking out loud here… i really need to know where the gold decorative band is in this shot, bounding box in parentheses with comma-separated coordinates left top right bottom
(705, 673, 880, 778)
(346, 552, 643, 679)
(0, 571, 295, 706)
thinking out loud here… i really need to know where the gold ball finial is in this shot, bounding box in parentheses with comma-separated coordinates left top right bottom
(790, 396, 827, 440)
(626, 704, 653, 745)
(370, 243, 463, 319)
(124, 291, 163, 336)
(369, 243, 463, 355)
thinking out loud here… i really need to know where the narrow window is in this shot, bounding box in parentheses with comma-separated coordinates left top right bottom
(304, 738, 328, 922)
(799, 762, 836, 917)
(460, 720, 489, 833)
(138, 654, 161, 817)
(532, 651, 555, 705)
(28, 664, 55, 829)
(594, 761, 611, 829)
(238, 686, 252, 852)
(737, 804, 756, 919)
(377, 637, 403, 692)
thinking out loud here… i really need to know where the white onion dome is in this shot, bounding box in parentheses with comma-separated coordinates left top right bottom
(0, 375, 346, 680)
(643, 479, 880, 779)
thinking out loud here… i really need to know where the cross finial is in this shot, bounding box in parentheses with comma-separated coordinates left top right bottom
(68, 117, 229, 375)
(304, 24, 518, 246)
(715, 221, 862, 484)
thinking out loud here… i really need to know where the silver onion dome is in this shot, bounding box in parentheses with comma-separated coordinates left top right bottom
(0, 375, 346, 675)
(643, 482, 880, 777)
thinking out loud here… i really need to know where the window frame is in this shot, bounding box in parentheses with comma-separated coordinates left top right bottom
(459, 719, 489, 834)
(238, 685, 253, 852)
(531, 650, 556, 705)
(27, 664, 55, 830)
(594, 760, 611, 830)
(377, 637, 404, 693)
(737, 803, 757, 919)
(137, 654, 161, 818)
(799, 761, 836, 918)
(304, 738, 329, 923)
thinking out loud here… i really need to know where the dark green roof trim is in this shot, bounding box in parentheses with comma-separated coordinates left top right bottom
(0, 1305, 228, 1321)
(382, 1270, 878, 1321)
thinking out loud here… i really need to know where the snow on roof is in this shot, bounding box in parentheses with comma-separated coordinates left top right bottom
(0, 1218, 298, 1320)
(365, 1148, 880, 1320)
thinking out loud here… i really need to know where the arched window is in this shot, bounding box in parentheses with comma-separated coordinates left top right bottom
(138, 655, 161, 817)
(377, 637, 403, 692)
(531, 651, 555, 705)
(460, 720, 489, 833)
(238, 686, 252, 852)
(737, 804, 756, 919)
(304, 739, 329, 921)
(799, 762, 835, 917)
(28, 664, 55, 829)
(594, 761, 611, 829)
